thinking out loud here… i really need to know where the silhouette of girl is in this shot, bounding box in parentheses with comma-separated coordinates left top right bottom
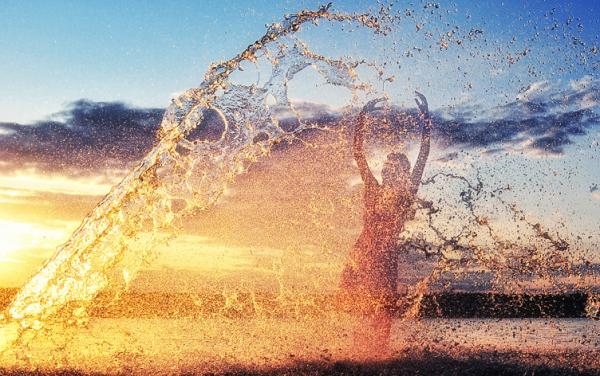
(340, 92, 432, 356)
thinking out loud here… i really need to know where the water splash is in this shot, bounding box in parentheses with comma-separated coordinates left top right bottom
(2, 3, 384, 342)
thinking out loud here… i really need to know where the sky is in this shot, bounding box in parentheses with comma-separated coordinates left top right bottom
(0, 1, 599, 292)
(0, 0, 372, 123)
(2, 0, 599, 123)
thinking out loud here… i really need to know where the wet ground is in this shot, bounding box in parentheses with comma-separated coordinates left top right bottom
(1, 317, 598, 375)
(1, 350, 599, 375)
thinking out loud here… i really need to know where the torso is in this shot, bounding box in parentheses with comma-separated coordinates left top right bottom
(362, 182, 413, 245)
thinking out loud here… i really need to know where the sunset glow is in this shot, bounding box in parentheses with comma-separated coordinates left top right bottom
(0, 1, 599, 374)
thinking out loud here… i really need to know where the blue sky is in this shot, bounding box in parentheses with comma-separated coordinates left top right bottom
(0, 0, 368, 122)
(1, 0, 599, 123)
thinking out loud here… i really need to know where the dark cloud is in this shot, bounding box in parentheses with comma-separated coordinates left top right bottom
(431, 106, 598, 155)
(440, 78, 599, 154)
(1, 78, 598, 176)
(0, 100, 163, 174)
(369, 79, 600, 156)
(296, 77, 600, 156)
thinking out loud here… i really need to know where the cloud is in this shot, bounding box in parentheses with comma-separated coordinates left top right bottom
(432, 78, 600, 155)
(516, 80, 551, 102)
(0, 100, 163, 175)
(570, 75, 594, 92)
(0, 99, 341, 176)
(0, 171, 116, 196)
(434, 107, 597, 155)
(285, 76, 600, 157)
(1, 76, 598, 176)
(348, 77, 600, 156)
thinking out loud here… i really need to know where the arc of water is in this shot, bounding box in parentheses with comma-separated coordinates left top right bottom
(2, 4, 383, 344)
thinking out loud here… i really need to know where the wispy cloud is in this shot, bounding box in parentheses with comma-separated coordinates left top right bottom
(0, 171, 116, 197)
(515, 80, 551, 102)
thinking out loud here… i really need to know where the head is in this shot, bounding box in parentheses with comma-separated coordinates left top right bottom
(381, 152, 411, 186)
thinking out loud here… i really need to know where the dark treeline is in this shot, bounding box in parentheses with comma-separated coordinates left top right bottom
(0, 288, 593, 319)
(418, 292, 589, 319)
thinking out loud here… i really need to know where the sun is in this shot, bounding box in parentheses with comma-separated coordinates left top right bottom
(0, 220, 37, 262)
(0, 217, 74, 286)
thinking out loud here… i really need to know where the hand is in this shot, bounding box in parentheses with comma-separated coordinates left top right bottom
(361, 97, 387, 114)
(414, 91, 429, 115)
(419, 199, 433, 209)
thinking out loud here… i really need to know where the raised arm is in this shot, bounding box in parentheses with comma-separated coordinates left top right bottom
(353, 98, 384, 189)
(410, 92, 432, 195)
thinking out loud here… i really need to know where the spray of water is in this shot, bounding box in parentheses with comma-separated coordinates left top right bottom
(1, 3, 386, 344)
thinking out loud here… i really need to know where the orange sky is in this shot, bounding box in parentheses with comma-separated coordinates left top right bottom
(0, 133, 361, 291)
(1, 126, 598, 294)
